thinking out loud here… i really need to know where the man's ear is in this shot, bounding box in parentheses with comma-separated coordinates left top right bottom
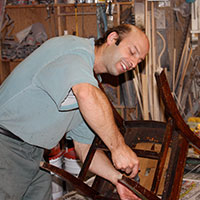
(107, 31, 119, 45)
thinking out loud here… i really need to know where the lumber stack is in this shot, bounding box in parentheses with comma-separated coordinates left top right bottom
(131, 0, 165, 121)
(130, 0, 199, 122)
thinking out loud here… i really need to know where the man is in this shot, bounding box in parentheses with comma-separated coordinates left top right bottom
(0, 24, 149, 200)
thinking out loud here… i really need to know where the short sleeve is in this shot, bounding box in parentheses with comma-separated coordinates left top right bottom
(33, 53, 99, 111)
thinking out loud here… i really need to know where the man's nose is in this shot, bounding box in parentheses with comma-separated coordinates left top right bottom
(129, 59, 137, 69)
(131, 57, 140, 68)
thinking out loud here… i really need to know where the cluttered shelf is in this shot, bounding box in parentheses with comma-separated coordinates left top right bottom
(6, 1, 134, 9)
(1, 0, 134, 59)
(5, 1, 134, 8)
(1, 0, 134, 84)
(5, 4, 47, 8)
(54, 1, 134, 6)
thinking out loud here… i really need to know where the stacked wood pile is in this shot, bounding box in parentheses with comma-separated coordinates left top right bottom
(119, 0, 200, 122)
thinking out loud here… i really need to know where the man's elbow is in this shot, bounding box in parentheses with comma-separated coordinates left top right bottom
(72, 83, 98, 101)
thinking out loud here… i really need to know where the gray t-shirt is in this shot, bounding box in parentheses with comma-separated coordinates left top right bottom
(0, 35, 98, 149)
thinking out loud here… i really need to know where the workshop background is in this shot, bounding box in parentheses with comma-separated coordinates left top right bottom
(0, 0, 200, 199)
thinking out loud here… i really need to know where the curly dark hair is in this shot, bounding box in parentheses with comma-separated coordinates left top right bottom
(95, 24, 132, 47)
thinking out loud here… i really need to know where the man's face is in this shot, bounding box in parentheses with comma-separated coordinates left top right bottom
(103, 29, 149, 76)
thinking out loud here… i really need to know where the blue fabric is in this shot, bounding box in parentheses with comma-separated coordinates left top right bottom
(0, 35, 98, 149)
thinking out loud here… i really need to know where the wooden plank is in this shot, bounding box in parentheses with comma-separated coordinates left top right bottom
(172, 48, 176, 93)
(0, 0, 6, 30)
(141, 0, 149, 120)
(177, 48, 193, 103)
(168, 137, 188, 200)
(174, 36, 190, 90)
(142, 73, 149, 120)
(117, 3, 120, 25)
(151, 1, 160, 121)
(0, 61, 10, 84)
(133, 69, 143, 117)
(146, 10, 154, 119)
(151, 118, 173, 194)
(55, 0, 62, 36)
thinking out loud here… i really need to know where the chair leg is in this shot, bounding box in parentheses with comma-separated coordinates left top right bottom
(167, 137, 188, 200)
(151, 117, 174, 193)
(78, 136, 99, 181)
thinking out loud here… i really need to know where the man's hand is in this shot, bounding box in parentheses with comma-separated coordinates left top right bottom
(111, 143, 139, 178)
(116, 182, 141, 200)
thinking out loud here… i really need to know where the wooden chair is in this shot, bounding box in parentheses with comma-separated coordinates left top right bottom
(41, 70, 200, 199)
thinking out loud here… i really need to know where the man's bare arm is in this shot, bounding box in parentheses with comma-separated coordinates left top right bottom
(72, 83, 139, 177)
(74, 141, 141, 200)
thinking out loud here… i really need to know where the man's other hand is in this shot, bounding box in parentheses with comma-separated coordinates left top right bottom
(116, 182, 141, 200)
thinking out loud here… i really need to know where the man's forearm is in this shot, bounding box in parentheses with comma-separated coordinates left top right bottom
(74, 141, 141, 200)
(72, 83, 125, 151)
(74, 141, 122, 185)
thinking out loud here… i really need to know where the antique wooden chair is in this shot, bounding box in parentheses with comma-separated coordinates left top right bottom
(41, 70, 200, 200)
